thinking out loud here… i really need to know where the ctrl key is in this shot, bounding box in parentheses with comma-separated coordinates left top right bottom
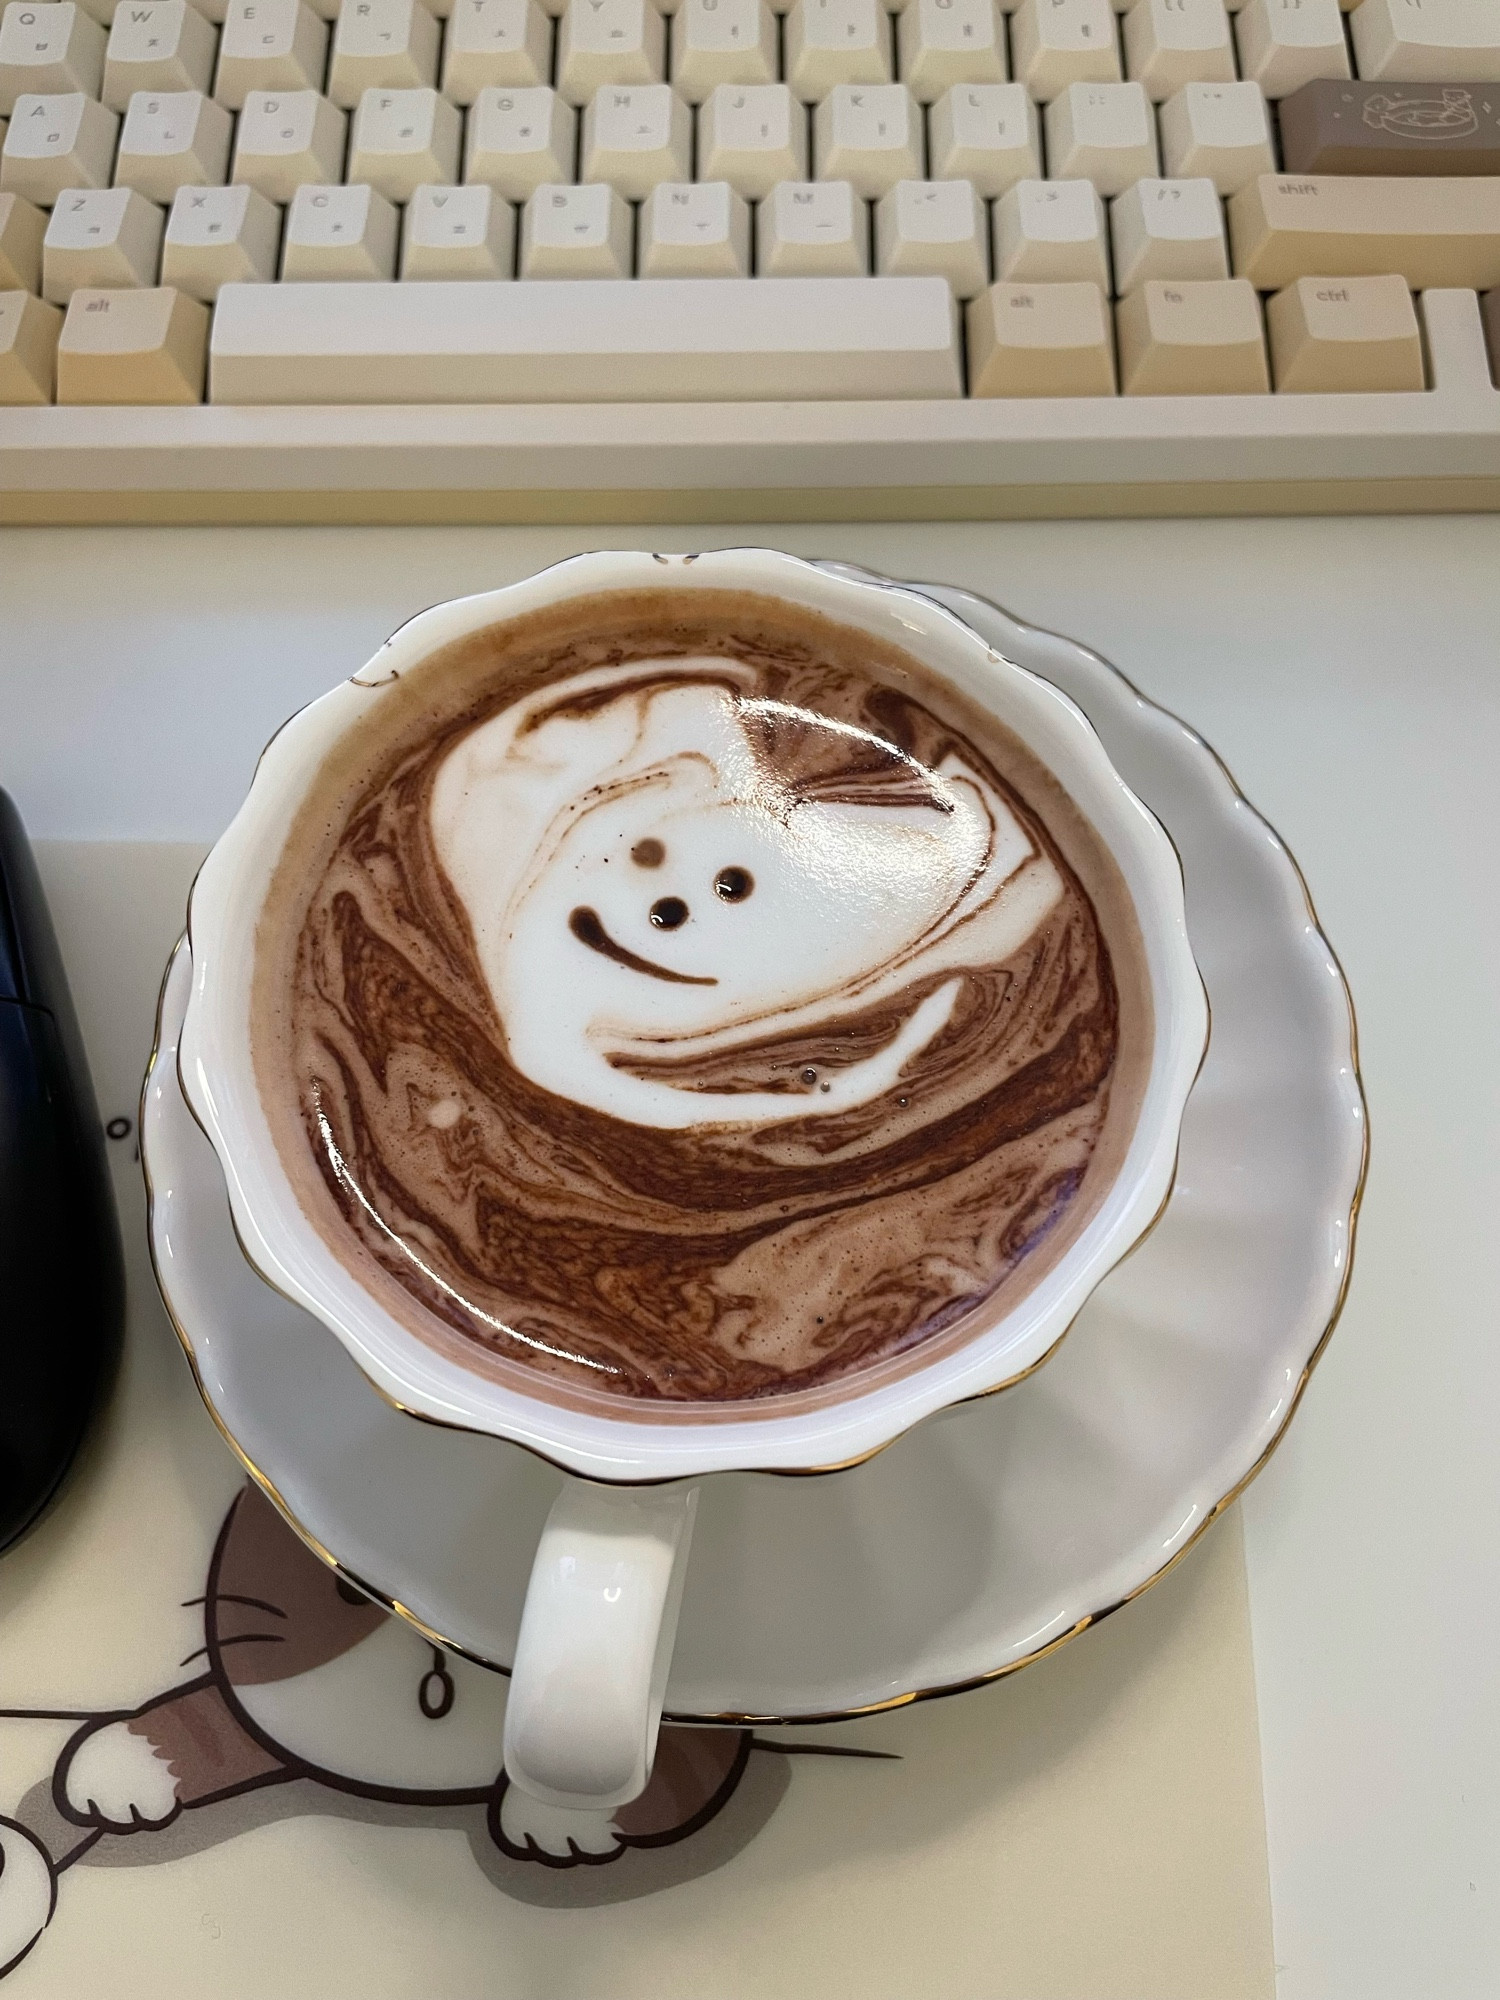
(1266, 274, 1423, 394)
(966, 281, 1115, 397)
(56, 285, 208, 403)
(0, 288, 62, 403)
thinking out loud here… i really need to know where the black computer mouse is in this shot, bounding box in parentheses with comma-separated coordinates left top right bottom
(0, 789, 124, 1552)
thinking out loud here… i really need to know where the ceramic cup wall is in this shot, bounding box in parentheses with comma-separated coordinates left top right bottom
(177, 551, 1208, 1814)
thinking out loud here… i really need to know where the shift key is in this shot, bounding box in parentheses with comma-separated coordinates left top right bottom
(1280, 81, 1500, 176)
(1229, 174, 1500, 290)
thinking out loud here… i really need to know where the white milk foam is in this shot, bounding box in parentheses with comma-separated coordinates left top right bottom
(430, 658, 1064, 1131)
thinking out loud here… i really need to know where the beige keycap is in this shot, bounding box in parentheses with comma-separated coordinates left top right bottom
(875, 176, 986, 294)
(519, 179, 631, 275)
(669, 0, 775, 105)
(0, 3, 105, 115)
(1009, 0, 1120, 102)
(1230, 173, 1500, 289)
(1116, 274, 1267, 390)
(991, 175, 1108, 284)
(1350, 0, 1500, 84)
(1122, 0, 1234, 99)
(698, 82, 805, 197)
(348, 83, 459, 196)
(967, 278, 1116, 394)
(897, 0, 1004, 103)
(43, 182, 160, 298)
(55, 280, 205, 397)
(114, 87, 231, 197)
(464, 84, 573, 195)
(813, 82, 922, 196)
(1044, 79, 1157, 194)
(161, 178, 279, 294)
(0, 282, 58, 394)
(639, 177, 749, 274)
(401, 179, 513, 274)
(1158, 80, 1273, 192)
(1266, 271, 1423, 390)
(440, 0, 550, 104)
(232, 87, 346, 198)
(784, 0, 891, 102)
(555, 0, 663, 106)
(0, 91, 116, 202)
(282, 180, 398, 276)
(1111, 174, 1227, 287)
(0, 184, 45, 284)
(927, 81, 1038, 195)
(1233, 0, 1348, 97)
(328, 0, 439, 107)
(215, 0, 327, 108)
(103, 0, 216, 108)
(757, 175, 866, 272)
(581, 82, 690, 195)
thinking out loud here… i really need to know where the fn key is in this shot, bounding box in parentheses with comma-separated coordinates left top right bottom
(1280, 81, 1500, 177)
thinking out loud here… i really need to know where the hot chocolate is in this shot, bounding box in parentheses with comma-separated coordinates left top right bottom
(251, 589, 1153, 1415)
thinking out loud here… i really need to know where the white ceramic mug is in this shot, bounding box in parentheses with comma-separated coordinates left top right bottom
(180, 551, 1207, 1814)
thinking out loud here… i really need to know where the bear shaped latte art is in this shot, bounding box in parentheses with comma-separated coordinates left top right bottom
(430, 660, 1066, 1130)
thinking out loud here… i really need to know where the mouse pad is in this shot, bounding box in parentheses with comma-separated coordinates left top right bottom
(0, 844, 1274, 2000)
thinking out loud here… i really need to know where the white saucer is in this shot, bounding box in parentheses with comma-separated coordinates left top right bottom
(142, 579, 1366, 1725)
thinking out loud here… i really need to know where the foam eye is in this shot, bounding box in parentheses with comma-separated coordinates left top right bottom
(651, 897, 689, 930)
(714, 867, 754, 903)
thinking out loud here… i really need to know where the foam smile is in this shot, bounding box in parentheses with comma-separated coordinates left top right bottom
(568, 906, 718, 987)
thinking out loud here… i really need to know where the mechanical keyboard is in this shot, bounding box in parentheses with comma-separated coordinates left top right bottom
(2, 0, 1500, 520)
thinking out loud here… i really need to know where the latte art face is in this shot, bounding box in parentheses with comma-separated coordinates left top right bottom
(430, 662, 1065, 1132)
(254, 590, 1152, 1412)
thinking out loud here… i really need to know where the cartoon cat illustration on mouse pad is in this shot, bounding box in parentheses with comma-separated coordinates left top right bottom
(0, 1483, 890, 1981)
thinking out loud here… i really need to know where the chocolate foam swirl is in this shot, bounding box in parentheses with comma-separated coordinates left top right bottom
(262, 592, 1144, 1410)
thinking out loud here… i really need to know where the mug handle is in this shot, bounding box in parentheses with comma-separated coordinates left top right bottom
(502, 1478, 699, 1811)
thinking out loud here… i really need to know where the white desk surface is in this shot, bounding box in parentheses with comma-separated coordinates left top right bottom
(2, 515, 1497, 2000)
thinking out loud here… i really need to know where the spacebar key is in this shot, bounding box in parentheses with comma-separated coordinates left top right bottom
(208, 278, 963, 405)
